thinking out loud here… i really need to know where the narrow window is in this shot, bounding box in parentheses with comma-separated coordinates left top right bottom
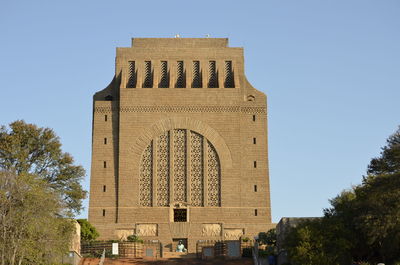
(174, 209, 187, 222)
(102, 209, 106, 216)
(224, 61, 234, 88)
(127, 61, 136, 88)
(143, 61, 153, 88)
(192, 61, 202, 88)
(103, 161, 107, 168)
(254, 185, 257, 192)
(254, 161, 257, 168)
(253, 115, 256, 122)
(104, 138, 107, 145)
(105, 115, 108, 122)
(255, 209, 258, 216)
(176, 61, 185, 88)
(253, 137, 256, 144)
(159, 61, 169, 88)
(208, 61, 218, 88)
(103, 185, 106, 192)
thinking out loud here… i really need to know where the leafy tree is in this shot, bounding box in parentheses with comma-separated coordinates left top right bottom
(258, 228, 277, 246)
(0, 171, 75, 265)
(0, 120, 87, 215)
(367, 126, 400, 175)
(284, 127, 400, 265)
(77, 219, 99, 242)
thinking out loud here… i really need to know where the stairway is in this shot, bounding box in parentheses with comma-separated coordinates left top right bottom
(162, 252, 196, 259)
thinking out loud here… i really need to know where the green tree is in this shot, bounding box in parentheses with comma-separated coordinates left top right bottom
(258, 228, 277, 246)
(284, 127, 400, 265)
(367, 126, 400, 175)
(0, 171, 75, 265)
(0, 120, 87, 215)
(77, 219, 99, 242)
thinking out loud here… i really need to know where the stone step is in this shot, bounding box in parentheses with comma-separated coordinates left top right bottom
(162, 252, 196, 259)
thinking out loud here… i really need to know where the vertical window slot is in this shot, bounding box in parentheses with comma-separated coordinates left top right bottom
(176, 61, 185, 88)
(127, 61, 136, 88)
(103, 185, 106, 192)
(255, 209, 258, 216)
(208, 61, 218, 88)
(103, 161, 107, 168)
(192, 61, 202, 88)
(254, 185, 257, 192)
(143, 61, 153, 88)
(104, 138, 107, 145)
(159, 61, 169, 88)
(253, 137, 256, 144)
(102, 209, 106, 216)
(253, 115, 256, 122)
(105, 115, 108, 122)
(224, 61, 234, 88)
(254, 161, 257, 168)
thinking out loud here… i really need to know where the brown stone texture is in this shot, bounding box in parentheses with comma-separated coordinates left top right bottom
(88, 38, 274, 253)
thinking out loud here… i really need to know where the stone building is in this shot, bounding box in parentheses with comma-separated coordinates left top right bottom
(88, 37, 273, 252)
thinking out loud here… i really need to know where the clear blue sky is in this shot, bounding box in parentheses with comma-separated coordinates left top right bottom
(1, 0, 399, 223)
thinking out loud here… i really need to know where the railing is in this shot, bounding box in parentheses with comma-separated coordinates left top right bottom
(196, 239, 255, 258)
(81, 240, 162, 258)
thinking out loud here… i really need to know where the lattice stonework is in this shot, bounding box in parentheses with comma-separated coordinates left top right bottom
(208, 61, 218, 88)
(127, 61, 136, 88)
(176, 61, 185, 88)
(190, 131, 203, 206)
(192, 61, 201, 88)
(173, 129, 187, 202)
(139, 129, 220, 207)
(139, 143, 152, 206)
(224, 61, 234, 88)
(143, 61, 153, 88)
(159, 61, 168, 88)
(207, 141, 221, 206)
(156, 132, 170, 206)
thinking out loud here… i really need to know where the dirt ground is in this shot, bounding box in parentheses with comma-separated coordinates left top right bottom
(80, 257, 254, 265)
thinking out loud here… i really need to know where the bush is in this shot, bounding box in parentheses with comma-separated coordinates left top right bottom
(242, 247, 252, 257)
(242, 237, 250, 242)
(126, 234, 143, 243)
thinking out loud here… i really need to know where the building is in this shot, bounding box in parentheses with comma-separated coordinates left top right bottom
(88, 37, 273, 252)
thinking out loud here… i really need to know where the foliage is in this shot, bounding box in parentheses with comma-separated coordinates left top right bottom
(0, 171, 75, 265)
(367, 126, 400, 175)
(77, 219, 99, 242)
(127, 234, 143, 243)
(284, 126, 400, 265)
(258, 228, 277, 246)
(242, 247, 252, 257)
(241, 237, 250, 242)
(0, 120, 87, 215)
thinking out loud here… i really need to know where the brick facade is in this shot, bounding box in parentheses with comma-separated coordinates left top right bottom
(88, 38, 274, 252)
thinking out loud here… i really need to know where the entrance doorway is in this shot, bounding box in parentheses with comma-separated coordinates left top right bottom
(172, 238, 188, 252)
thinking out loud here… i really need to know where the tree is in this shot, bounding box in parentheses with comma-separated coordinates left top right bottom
(0, 171, 75, 265)
(284, 126, 400, 265)
(77, 219, 99, 242)
(0, 120, 87, 215)
(367, 126, 400, 175)
(258, 228, 277, 246)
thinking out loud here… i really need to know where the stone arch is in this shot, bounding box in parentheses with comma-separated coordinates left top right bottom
(132, 117, 232, 169)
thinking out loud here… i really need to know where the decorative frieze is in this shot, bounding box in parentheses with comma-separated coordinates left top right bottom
(94, 105, 266, 114)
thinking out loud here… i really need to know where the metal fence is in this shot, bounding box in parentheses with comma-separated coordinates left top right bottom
(81, 240, 162, 258)
(196, 239, 255, 258)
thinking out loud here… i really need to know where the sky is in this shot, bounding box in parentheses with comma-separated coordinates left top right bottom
(0, 0, 399, 223)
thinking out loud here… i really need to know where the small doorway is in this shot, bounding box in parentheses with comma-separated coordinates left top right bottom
(172, 238, 188, 252)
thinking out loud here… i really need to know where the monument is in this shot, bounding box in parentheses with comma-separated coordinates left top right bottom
(88, 37, 273, 252)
